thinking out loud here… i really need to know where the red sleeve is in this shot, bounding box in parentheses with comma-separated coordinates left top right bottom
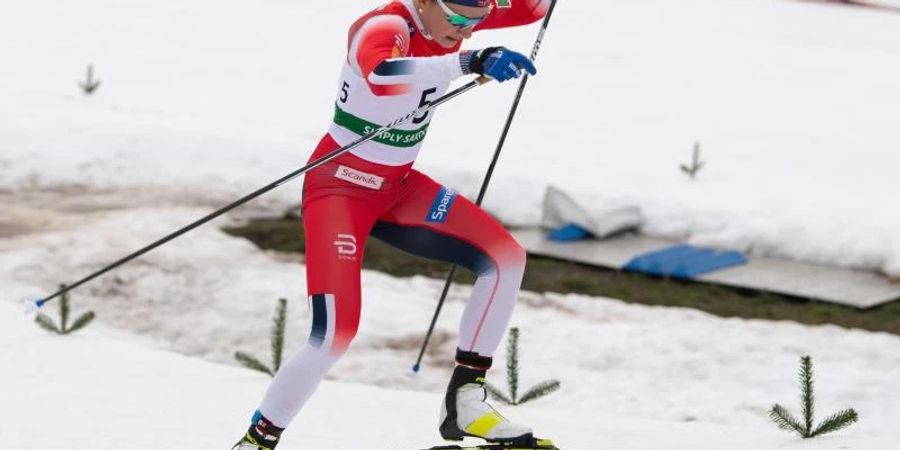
(474, 0, 549, 32)
(347, 14, 412, 95)
(347, 13, 466, 97)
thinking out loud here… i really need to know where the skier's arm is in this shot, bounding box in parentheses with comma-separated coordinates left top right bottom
(349, 15, 465, 96)
(473, 0, 550, 31)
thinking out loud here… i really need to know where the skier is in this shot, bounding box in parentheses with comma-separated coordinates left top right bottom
(233, 1, 551, 449)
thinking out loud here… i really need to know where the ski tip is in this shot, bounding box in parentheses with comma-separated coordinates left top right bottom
(23, 298, 44, 316)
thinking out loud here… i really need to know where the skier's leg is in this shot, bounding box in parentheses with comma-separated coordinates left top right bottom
(376, 172, 527, 358)
(237, 193, 378, 449)
(373, 171, 533, 443)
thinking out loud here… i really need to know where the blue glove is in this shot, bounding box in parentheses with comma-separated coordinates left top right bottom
(466, 47, 537, 82)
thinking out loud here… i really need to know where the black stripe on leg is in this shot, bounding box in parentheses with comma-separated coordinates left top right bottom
(371, 222, 494, 276)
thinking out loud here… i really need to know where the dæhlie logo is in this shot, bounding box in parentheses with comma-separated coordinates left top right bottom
(334, 233, 358, 259)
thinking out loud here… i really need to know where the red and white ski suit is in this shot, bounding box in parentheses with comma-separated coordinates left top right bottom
(259, 0, 550, 426)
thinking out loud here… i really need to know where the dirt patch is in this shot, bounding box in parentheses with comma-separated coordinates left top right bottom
(368, 330, 458, 370)
(0, 185, 271, 239)
(226, 215, 900, 337)
(0, 201, 71, 237)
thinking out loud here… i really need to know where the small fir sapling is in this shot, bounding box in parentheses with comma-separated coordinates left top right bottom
(769, 355, 858, 438)
(235, 298, 290, 377)
(486, 327, 561, 405)
(34, 284, 96, 335)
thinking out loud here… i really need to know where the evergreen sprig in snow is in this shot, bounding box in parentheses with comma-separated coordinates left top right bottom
(235, 298, 289, 377)
(78, 64, 101, 95)
(680, 141, 705, 180)
(34, 284, 96, 335)
(486, 327, 560, 405)
(769, 355, 858, 438)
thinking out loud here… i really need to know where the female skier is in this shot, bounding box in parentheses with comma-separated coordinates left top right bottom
(233, 1, 551, 449)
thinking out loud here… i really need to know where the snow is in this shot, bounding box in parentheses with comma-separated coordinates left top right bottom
(2, 0, 900, 448)
(1, 296, 897, 450)
(2, 193, 900, 448)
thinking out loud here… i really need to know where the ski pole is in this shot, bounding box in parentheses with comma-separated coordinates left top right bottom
(24, 76, 492, 315)
(411, 0, 560, 374)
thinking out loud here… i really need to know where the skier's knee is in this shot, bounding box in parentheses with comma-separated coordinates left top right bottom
(494, 234, 527, 275)
(306, 293, 359, 356)
(510, 239, 527, 269)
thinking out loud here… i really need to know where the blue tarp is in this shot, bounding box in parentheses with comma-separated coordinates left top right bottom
(547, 223, 593, 242)
(623, 244, 747, 279)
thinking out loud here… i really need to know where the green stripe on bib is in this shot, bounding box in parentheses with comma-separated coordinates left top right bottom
(333, 104, 429, 148)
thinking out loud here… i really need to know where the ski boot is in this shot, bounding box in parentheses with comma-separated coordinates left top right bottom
(231, 410, 283, 450)
(440, 365, 552, 448)
(231, 434, 272, 450)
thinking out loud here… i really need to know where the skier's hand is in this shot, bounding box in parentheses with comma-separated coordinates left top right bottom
(466, 47, 537, 82)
